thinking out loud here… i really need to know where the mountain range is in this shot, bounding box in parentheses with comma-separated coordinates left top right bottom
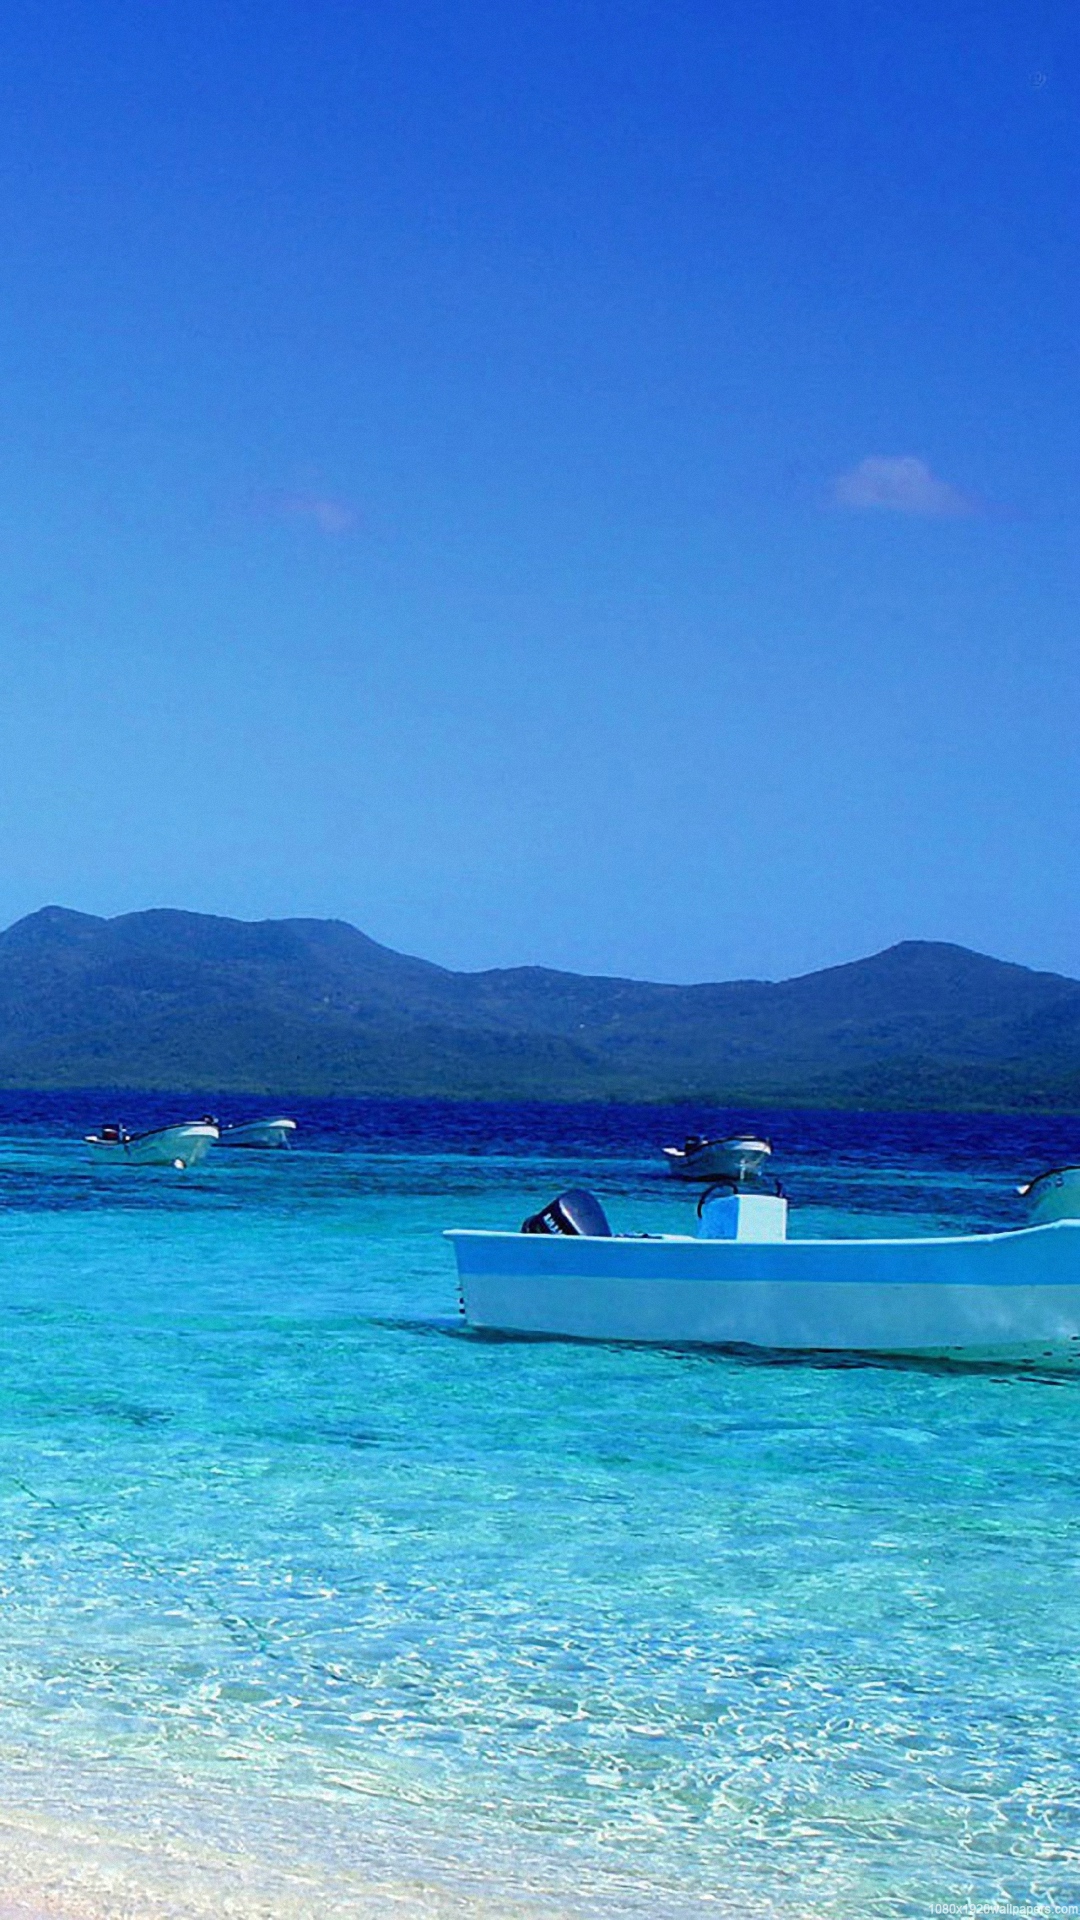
(0, 905, 1078, 1108)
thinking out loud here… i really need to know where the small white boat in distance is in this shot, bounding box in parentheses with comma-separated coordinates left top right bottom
(85, 1119, 219, 1168)
(448, 1165, 1080, 1366)
(1018, 1165, 1080, 1225)
(217, 1117, 297, 1150)
(662, 1133, 773, 1182)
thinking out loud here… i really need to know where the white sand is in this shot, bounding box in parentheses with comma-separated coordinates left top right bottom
(0, 1804, 565, 1920)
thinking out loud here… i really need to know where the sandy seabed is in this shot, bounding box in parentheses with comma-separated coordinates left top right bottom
(0, 1811, 552, 1920)
(0, 1746, 725, 1920)
(0, 1822, 464, 1920)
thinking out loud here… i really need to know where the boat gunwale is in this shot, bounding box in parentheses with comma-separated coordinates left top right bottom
(445, 1219, 1080, 1251)
(85, 1121, 219, 1147)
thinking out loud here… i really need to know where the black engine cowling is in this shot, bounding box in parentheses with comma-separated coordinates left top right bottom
(521, 1189, 612, 1237)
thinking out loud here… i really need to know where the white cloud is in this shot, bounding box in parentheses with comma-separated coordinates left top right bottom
(272, 491, 358, 534)
(832, 455, 978, 518)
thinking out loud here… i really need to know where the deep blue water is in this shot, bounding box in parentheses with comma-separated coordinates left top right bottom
(0, 1096, 1077, 1917)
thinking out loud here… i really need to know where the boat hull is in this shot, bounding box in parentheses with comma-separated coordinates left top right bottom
(86, 1123, 218, 1168)
(446, 1222, 1080, 1363)
(663, 1148, 731, 1180)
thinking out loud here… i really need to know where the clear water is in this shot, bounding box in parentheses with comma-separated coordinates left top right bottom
(0, 1096, 1077, 1918)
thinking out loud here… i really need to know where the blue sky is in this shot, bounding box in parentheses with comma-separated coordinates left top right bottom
(0, 0, 1075, 981)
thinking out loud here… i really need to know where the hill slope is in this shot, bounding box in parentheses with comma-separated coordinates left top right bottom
(0, 906, 1078, 1106)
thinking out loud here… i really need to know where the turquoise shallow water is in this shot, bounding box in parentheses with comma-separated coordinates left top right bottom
(0, 1099, 1077, 1917)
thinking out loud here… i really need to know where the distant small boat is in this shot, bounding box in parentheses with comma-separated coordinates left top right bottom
(85, 1119, 219, 1168)
(661, 1133, 773, 1182)
(217, 1117, 297, 1150)
(1019, 1165, 1080, 1225)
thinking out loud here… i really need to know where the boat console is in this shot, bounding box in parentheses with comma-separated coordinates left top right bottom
(696, 1183, 788, 1242)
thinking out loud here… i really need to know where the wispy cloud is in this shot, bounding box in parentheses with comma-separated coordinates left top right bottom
(262, 490, 359, 535)
(832, 455, 979, 518)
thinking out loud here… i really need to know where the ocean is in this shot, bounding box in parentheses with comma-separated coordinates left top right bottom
(0, 1095, 1077, 1918)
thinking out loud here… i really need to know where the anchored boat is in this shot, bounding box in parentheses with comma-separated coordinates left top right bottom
(1018, 1165, 1080, 1226)
(661, 1132, 773, 1182)
(85, 1119, 219, 1168)
(217, 1117, 297, 1149)
(448, 1157, 1080, 1365)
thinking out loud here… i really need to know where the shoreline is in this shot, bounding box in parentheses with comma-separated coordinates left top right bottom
(0, 1808, 571, 1920)
(0, 1758, 719, 1920)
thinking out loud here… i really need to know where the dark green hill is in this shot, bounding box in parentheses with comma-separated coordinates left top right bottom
(0, 906, 1078, 1107)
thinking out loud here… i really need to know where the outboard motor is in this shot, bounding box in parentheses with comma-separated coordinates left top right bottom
(522, 1189, 612, 1237)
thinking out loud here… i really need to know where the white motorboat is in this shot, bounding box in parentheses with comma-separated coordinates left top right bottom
(217, 1117, 297, 1149)
(661, 1133, 773, 1181)
(85, 1119, 219, 1168)
(447, 1169, 1080, 1365)
(1018, 1165, 1080, 1225)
